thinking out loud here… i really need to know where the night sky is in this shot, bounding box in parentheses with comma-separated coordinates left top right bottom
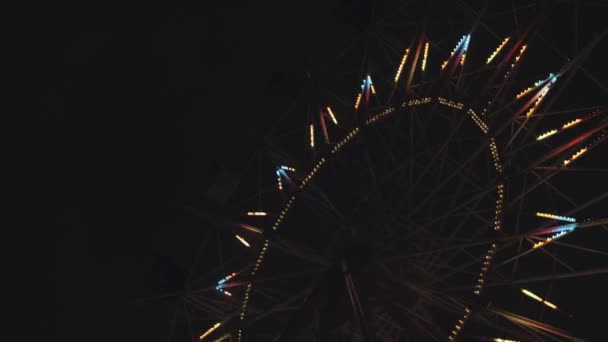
(29, 1, 607, 341)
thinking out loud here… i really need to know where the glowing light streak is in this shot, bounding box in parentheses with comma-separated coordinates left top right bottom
(489, 138, 503, 173)
(468, 109, 488, 134)
(494, 338, 518, 342)
(276, 169, 283, 191)
(494, 184, 504, 231)
(486, 37, 510, 64)
(355, 93, 362, 110)
(514, 44, 527, 63)
(521, 289, 559, 310)
(222, 290, 232, 296)
(326, 106, 338, 125)
(563, 118, 582, 129)
(532, 223, 576, 249)
(525, 85, 551, 118)
(437, 97, 464, 109)
(563, 147, 587, 165)
(449, 307, 471, 340)
(309, 124, 315, 148)
(280, 166, 296, 172)
(405, 97, 432, 107)
(516, 87, 534, 99)
(371, 84, 376, 95)
(460, 53, 466, 66)
(246, 211, 267, 216)
(235, 234, 250, 247)
(536, 129, 558, 141)
(240, 223, 263, 234)
(200, 322, 221, 341)
(474, 243, 496, 295)
(536, 212, 576, 222)
(394, 48, 410, 82)
(421, 42, 429, 71)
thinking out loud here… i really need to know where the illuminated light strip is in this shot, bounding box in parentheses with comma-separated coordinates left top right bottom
(468, 109, 489, 134)
(222, 290, 232, 296)
(199, 322, 221, 341)
(514, 44, 527, 63)
(494, 183, 504, 231)
(331, 128, 360, 154)
(246, 211, 267, 216)
(299, 156, 328, 188)
(563, 118, 583, 129)
(355, 93, 362, 111)
(486, 37, 510, 64)
(448, 307, 471, 341)
(494, 338, 518, 342)
(521, 289, 559, 310)
(503, 44, 527, 80)
(516, 87, 534, 99)
(326, 106, 338, 125)
(460, 53, 466, 66)
(532, 223, 576, 249)
(405, 97, 433, 107)
(421, 42, 429, 71)
(489, 138, 502, 173)
(438, 97, 464, 109)
(536, 212, 576, 223)
(365, 107, 396, 126)
(474, 243, 497, 295)
(280, 166, 296, 172)
(563, 147, 587, 165)
(536, 110, 599, 141)
(276, 169, 283, 191)
(394, 48, 410, 82)
(309, 124, 315, 148)
(442, 34, 470, 71)
(235, 234, 250, 247)
(536, 129, 558, 141)
(371, 84, 376, 95)
(217, 272, 237, 285)
(250, 239, 269, 276)
(525, 85, 550, 117)
(240, 223, 263, 234)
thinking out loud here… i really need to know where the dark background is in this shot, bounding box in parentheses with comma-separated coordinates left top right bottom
(26, 1, 606, 341)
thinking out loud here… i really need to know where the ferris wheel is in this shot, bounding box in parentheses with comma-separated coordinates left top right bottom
(151, 2, 608, 341)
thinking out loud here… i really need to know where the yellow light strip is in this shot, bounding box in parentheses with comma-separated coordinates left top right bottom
(394, 48, 410, 83)
(563, 118, 582, 129)
(468, 109, 489, 134)
(371, 84, 376, 95)
(516, 87, 534, 99)
(536, 129, 558, 141)
(521, 288, 542, 301)
(200, 322, 221, 341)
(486, 37, 510, 64)
(535, 212, 576, 222)
(563, 147, 587, 166)
(326, 106, 338, 125)
(309, 124, 315, 148)
(421, 42, 429, 71)
(354, 93, 362, 110)
(235, 234, 250, 247)
(246, 212, 267, 216)
(521, 289, 559, 310)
